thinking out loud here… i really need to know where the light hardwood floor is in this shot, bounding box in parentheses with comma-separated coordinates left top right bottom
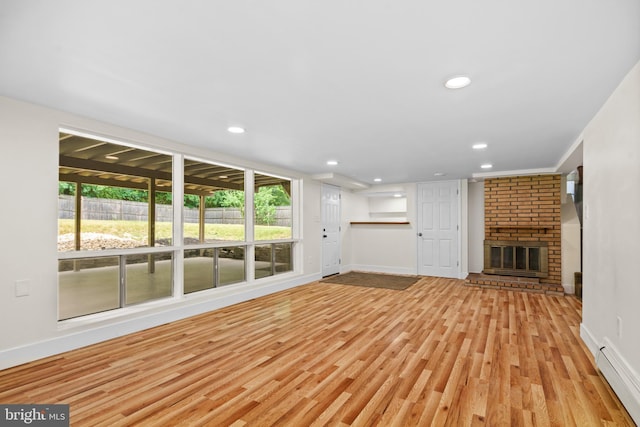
(0, 277, 633, 426)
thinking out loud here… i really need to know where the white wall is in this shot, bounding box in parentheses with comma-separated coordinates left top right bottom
(561, 202, 581, 294)
(1, 97, 60, 353)
(342, 180, 475, 278)
(339, 189, 368, 271)
(468, 181, 485, 273)
(343, 184, 417, 275)
(581, 61, 640, 416)
(301, 179, 323, 274)
(368, 197, 407, 222)
(0, 96, 322, 369)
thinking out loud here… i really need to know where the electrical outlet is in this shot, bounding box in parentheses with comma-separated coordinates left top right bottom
(15, 280, 30, 297)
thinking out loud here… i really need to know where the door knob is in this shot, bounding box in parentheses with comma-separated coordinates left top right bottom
(417, 232, 423, 237)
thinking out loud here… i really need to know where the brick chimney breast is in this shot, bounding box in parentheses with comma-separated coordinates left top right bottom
(483, 174, 562, 286)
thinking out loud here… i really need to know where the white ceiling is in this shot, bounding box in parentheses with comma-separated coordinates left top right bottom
(1, 1, 638, 185)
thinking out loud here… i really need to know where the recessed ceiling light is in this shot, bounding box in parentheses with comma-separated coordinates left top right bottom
(393, 193, 403, 198)
(472, 143, 488, 150)
(481, 163, 493, 169)
(227, 126, 245, 134)
(105, 155, 119, 160)
(326, 160, 338, 166)
(434, 172, 446, 177)
(374, 178, 382, 182)
(444, 75, 471, 89)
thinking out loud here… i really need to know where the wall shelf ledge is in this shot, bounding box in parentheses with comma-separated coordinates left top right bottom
(350, 221, 410, 225)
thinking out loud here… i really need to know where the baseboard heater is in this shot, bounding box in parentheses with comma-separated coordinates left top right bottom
(596, 345, 640, 423)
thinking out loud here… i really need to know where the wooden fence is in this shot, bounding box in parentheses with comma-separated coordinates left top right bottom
(58, 195, 292, 226)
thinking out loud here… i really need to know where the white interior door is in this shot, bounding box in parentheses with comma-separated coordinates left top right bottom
(322, 184, 341, 277)
(417, 181, 459, 278)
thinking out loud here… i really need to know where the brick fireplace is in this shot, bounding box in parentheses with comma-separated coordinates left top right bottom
(466, 174, 563, 294)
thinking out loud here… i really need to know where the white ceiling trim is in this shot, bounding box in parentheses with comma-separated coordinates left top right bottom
(471, 168, 557, 180)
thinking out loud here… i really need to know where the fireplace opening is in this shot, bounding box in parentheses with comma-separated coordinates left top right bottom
(484, 240, 548, 278)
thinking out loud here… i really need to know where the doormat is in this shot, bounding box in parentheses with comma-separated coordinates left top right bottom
(320, 271, 420, 290)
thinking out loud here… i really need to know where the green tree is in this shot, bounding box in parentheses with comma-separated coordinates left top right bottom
(207, 190, 245, 210)
(59, 182, 148, 201)
(59, 182, 76, 195)
(254, 185, 290, 225)
(60, 182, 176, 205)
(183, 194, 199, 208)
(155, 192, 172, 205)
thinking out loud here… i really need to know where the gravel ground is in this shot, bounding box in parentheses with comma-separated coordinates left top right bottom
(57, 233, 145, 251)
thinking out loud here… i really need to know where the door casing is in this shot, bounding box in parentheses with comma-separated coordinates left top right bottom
(417, 181, 460, 278)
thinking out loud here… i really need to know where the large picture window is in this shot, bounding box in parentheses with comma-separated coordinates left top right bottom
(58, 256, 120, 319)
(58, 252, 173, 320)
(184, 245, 246, 293)
(183, 159, 245, 244)
(58, 132, 174, 319)
(58, 132, 173, 251)
(254, 172, 292, 241)
(255, 242, 293, 279)
(58, 131, 297, 320)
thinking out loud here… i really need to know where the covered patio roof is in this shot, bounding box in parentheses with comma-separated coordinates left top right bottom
(59, 132, 289, 195)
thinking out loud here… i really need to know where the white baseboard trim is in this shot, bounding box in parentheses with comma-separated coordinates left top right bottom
(562, 282, 575, 295)
(346, 264, 417, 276)
(581, 324, 640, 423)
(0, 273, 319, 371)
(596, 339, 640, 423)
(580, 323, 600, 355)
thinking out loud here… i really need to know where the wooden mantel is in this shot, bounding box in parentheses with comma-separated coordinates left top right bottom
(490, 225, 552, 233)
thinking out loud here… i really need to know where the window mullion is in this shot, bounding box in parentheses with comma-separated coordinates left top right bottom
(271, 243, 276, 276)
(173, 153, 184, 298)
(119, 255, 126, 308)
(245, 169, 255, 282)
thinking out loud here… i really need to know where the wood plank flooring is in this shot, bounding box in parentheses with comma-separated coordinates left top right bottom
(0, 277, 633, 426)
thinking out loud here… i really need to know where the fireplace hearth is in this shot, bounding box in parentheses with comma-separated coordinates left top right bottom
(484, 240, 548, 278)
(470, 175, 561, 293)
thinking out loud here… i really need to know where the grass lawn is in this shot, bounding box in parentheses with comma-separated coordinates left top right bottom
(58, 219, 292, 242)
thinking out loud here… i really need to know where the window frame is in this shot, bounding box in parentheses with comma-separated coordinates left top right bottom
(57, 129, 299, 321)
